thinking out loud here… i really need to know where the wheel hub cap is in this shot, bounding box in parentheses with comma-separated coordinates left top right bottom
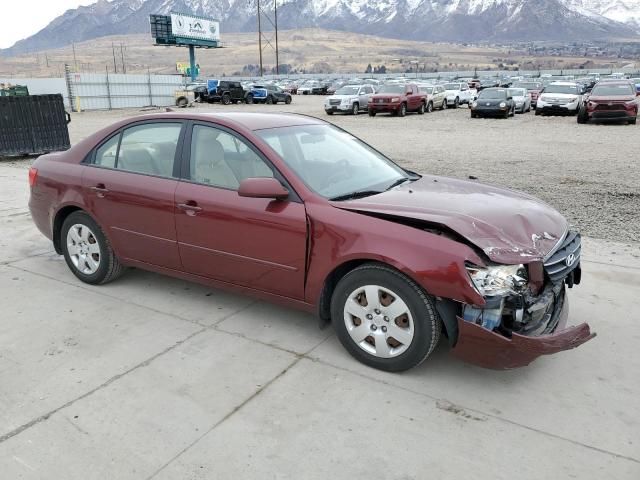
(343, 285, 414, 359)
(66, 224, 101, 275)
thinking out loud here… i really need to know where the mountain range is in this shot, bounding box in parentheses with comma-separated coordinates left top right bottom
(3, 0, 640, 56)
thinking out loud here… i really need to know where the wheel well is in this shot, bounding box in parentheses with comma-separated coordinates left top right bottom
(318, 260, 371, 323)
(52, 206, 82, 254)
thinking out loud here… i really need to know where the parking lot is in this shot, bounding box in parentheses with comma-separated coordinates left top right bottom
(1, 95, 639, 479)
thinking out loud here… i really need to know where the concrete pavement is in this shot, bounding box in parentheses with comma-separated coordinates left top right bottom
(0, 161, 638, 479)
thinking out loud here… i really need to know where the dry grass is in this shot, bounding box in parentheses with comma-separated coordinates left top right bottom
(0, 28, 636, 78)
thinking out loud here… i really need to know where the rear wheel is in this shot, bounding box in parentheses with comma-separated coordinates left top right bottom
(331, 264, 441, 372)
(453, 97, 459, 108)
(285, 96, 292, 105)
(442, 99, 448, 110)
(577, 106, 588, 124)
(176, 97, 188, 108)
(245, 94, 254, 104)
(221, 94, 231, 105)
(417, 102, 425, 115)
(61, 211, 124, 285)
(326, 110, 334, 116)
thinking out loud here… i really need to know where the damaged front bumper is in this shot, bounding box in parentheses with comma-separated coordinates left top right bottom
(451, 296, 595, 369)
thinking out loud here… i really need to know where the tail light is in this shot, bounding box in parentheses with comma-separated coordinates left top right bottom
(28, 167, 38, 187)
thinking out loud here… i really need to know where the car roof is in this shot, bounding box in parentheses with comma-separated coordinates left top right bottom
(127, 112, 324, 131)
(548, 81, 579, 86)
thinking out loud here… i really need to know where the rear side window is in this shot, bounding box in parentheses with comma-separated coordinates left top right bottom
(94, 135, 119, 168)
(116, 123, 182, 177)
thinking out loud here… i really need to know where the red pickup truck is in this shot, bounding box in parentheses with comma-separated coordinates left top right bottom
(368, 84, 427, 117)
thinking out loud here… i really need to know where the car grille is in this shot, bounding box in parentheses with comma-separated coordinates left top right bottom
(376, 98, 387, 104)
(595, 103, 625, 111)
(544, 231, 581, 283)
(329, 99, 341, 106)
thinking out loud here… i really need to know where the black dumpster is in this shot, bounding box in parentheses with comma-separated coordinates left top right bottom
(0, 94, 71, 157)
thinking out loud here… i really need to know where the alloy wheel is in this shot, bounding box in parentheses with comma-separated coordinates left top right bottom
(66, 224, 101, 275)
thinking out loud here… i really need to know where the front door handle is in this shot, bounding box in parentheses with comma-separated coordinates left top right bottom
(177, 202, 202, 215)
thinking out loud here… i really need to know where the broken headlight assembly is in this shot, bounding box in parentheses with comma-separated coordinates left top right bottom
(466, 264, 528, 297)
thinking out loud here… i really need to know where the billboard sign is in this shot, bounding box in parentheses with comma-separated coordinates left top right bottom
(171, 13, 220, 42)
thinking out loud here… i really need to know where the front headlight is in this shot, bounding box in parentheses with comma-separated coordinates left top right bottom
(568, 96, 578, 103)
(391, 97, 400, 103)
(472, 101, 478, 108)
(466, 264, 528, 297)
(499, 102, 506, 108)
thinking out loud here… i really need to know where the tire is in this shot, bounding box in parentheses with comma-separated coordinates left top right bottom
(368, 109, 376, 117)
(61, 211, 124, 285)
(453, 97, 459, 108)
(535, 108, 541, 116)
(398, 103, 407, 117)
(426, 102, 433, 113)
(471, 112, 477, 118)
(176, 97, 188, 108)
(442, 99, 448, 110)
(577, 106, 588, 124)
(266, 95, 274, 105)
(331, 263, 441, 372)
(352, 102, 359, 115)
(417, 102, 425, 115)
(285, 96, 292, 105)
(221, 94, 231, 105)
(245, 94, 254, 104)
(326, 110, 334, 116)
(629, 118, 636, 125)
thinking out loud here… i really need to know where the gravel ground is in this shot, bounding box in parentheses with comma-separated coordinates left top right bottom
(3, 95, 639, 242)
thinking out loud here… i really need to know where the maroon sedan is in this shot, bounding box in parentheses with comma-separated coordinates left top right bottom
(28, 112, 594, 371)
(578, 81, 639, 124)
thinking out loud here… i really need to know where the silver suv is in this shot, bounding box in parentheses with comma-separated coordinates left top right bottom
(324, 84, 375, 115)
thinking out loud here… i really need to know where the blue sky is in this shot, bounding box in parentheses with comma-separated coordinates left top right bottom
(0, 0, 96, 49)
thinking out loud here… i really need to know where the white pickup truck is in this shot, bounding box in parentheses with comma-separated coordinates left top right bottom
(442, 82, 477, 108)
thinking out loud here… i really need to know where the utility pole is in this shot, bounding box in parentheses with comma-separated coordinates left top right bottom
(112, 42, 118, 73)
(120, 42, 126, 74)
(257, 0, 263, 76)
(72, 42, 78, 71)
(274, 0, 279, 76)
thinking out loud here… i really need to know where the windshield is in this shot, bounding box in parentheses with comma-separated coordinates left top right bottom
(444, 84, 460, 90)
(507, 88, 526, 97)
(255, 124, 409, 199)
(335, 86, 360, 95)
(419, 86, 434, 94)
(591, 84, 635, 96)
(478, 89, 507, 100)
(544, 84, 579, 94)
(377, 84, 405, 94)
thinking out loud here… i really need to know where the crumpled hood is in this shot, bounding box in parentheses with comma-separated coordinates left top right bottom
(333, 175, 567, 265)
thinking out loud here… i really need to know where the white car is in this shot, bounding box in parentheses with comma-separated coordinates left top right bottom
(507, 87, 532, 113)
(535, 82, 583, 115)
(324, 84, 375, 115)
(417, 84, 447, 112)
(442, 82, 476, 108)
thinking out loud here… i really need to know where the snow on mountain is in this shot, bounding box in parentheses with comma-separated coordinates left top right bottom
(1, 0, 638, 56)
(565, 0, 640, 29)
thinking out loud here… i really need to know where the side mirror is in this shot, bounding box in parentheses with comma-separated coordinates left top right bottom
(238, 177, 289, 200)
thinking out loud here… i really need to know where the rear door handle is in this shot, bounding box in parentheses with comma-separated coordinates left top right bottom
(89, 184, 109, 197)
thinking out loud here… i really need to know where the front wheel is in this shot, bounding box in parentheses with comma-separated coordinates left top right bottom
(426, 102, 433, 113)
(368, 109, 376, 117)
(453, 97, 459, 108)
(352, 102, 359, 115)
(285, 96, 292, 105)
(221, 94, 231, 105)
(442, 100, 448, 110)
(61, 211, 124, 285)
(331, 264, 441, 372)
(245, 94, 254, 104)
(398, 103, 407, 117)
(417, 102, 425, 115)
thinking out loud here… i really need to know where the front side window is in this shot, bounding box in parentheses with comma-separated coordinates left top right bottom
(256, 124, 407, 199)
(190, 125, 273, 190)
(116, 123, 181, 177)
